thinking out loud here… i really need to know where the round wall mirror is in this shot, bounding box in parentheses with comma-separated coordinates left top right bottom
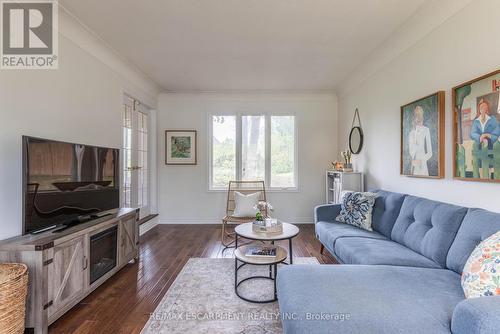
(349, 126, 363, 154)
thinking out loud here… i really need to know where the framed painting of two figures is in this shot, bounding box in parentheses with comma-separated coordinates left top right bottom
(401, 69, 500, 183)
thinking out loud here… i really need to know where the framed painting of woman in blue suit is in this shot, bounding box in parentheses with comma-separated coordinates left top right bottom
(453, 69, 500, 182)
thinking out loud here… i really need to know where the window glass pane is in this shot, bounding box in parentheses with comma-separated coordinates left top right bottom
(123, 149, 131, 169)
(123, 128, 131, 150)
(212, 115, 236, 188)
(123, 188, 131, 206)
(271, 116, 296, 188)
(242, 115, 265, 181)
(124, 106, 132, 128)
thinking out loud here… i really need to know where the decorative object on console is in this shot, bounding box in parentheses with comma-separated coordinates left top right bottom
(453, 69, 500, 182)
(165, 130, 197, 165)
(349, 108, 364, 154)
(0, 263, 28, 334)
(331, 161, 344, 171)
(401, 91, 445, 178)
(461, 230, 500, 298)
(336, 191, 377, 231)
(341, 150, 353, 171)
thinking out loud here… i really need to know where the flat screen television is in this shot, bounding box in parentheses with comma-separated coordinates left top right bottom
(22, 136, 120, 234)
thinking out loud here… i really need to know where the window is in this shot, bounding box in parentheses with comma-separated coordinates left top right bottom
(211, 115, 236, 188)
(209, 114, 297, 190)
(271, 115, 295, 188)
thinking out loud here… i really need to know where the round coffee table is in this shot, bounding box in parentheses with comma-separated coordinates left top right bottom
(234, 244, 287, 303)
(233, 222, 300, 303)
(234, 222, 300, 264)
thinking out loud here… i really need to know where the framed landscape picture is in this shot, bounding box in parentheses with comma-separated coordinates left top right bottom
(400, 91, 445, 178)
(165, 130, 197, 165)
(453, 70, 500, 182)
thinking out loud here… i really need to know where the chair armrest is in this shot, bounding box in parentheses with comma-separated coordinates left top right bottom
(451, 296, 500, 334)
(314, 204, 341, 223)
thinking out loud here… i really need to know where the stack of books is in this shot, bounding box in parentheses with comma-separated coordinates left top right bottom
(245, 245, 277, 258)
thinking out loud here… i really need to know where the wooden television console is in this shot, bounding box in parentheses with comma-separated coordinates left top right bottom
(0, 208, 140, 334)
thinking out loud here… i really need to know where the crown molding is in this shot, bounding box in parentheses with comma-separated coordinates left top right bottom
(57, 4, 161, 107)
(335, 0, 474, 98)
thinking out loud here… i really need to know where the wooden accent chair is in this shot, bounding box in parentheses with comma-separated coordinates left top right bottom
(221, 181, 268, 247)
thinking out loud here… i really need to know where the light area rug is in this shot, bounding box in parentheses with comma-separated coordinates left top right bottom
(141, 257, 319, 334)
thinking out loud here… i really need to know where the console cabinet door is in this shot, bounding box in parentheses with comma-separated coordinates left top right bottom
(47, 235, 86, 319)
(119, 215, 138, 265)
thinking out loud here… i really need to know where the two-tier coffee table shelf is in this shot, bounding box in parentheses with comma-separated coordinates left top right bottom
(233, 222, 300, 303)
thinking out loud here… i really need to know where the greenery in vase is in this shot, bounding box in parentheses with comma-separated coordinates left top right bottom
(255, 212, 264, 221)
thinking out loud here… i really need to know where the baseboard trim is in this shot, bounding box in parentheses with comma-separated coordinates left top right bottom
(158, 220, 314, 225)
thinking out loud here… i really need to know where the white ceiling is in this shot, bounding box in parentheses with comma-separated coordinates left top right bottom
(60, 0, 426, 92)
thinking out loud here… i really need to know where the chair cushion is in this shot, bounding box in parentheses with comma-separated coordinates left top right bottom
(232, 191, 260, 217)
(315, 221, 386, 256)
(277, 264, 464, 334)
(447, 208, 500, 274)
(369, 189, 407, 238)
(334, 237, 441, 268)
(391, 195, 467, 267)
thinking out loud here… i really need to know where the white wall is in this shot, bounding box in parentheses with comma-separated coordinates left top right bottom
(157, 93, 338, 223)
(337, 0, 500, 212)
(0, 8, 160, 240)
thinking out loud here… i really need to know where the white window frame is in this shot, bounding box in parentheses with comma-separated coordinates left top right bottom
(208, 112, 298, 192)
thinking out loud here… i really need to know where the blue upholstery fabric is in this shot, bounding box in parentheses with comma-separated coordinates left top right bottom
(446, 208, 500, 274)
(314, 204, 342, 223)
(315, 221, 386, 258)
(295, 191, 500, 334)
(451, 296, 500, 334)
(277, 265, 464, 334)
(334, 237, 441, 268)
(390, 196, 468, 267)
(369, 189, 407, 238)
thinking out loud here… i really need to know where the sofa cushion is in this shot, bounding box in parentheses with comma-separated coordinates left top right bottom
(334, 237, 441, 268)
(461, 230, 500, 298)
(336, 191, 378, 231)
(391, 196, 468, 267)
(369, 189, 406, 238)
(447, 208, 500, 274)
(277, 265, 464, 334)
(315, 221, 386, 256)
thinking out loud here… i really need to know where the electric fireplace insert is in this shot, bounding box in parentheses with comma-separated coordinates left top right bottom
(89, 226, 117, 284)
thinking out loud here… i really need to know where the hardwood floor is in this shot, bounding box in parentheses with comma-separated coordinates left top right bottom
(49, 224, 337, 334)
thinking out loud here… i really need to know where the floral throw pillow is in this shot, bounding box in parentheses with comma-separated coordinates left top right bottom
(336, 192, 377, 231)
(461, 231, 500, 298)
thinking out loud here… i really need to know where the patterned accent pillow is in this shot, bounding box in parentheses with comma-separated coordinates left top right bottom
(461, 231, 500, 298)
(336, 192, 377, 231)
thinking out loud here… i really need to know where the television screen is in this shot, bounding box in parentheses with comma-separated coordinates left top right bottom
(23, 136, 120, 234)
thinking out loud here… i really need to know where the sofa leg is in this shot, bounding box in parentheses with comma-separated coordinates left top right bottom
(320, 244, 324, 255)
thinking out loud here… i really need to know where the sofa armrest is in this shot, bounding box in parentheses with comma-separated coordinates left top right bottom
(451, 296, 500, 334)
(314, 204, 341, 223)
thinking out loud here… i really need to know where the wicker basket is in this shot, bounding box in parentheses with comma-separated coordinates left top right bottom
(0, 263, 28, 334)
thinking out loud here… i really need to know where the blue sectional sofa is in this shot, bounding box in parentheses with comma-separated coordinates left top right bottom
(277, 190, 500, 334)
